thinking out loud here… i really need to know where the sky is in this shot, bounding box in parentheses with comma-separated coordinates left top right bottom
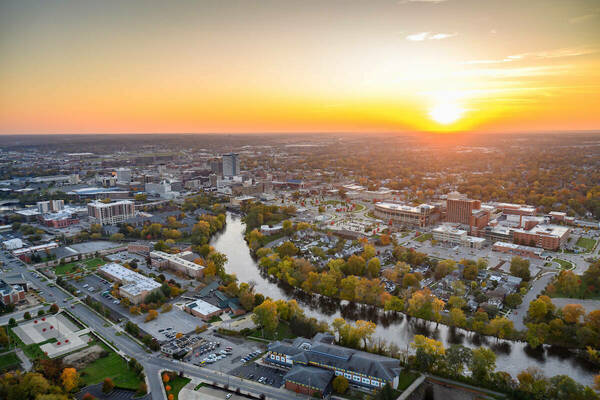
(0, 0, 599, 134)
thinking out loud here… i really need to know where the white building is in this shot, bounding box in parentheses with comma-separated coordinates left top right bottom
(150, 250, 204, 278)
(87, 200, 135, 225)
(116, 168, 132, 184)
(3, 238, 24, 250)
(432, 224, 485, 249)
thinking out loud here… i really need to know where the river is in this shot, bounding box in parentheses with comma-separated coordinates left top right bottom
(211, 213, 597, 386)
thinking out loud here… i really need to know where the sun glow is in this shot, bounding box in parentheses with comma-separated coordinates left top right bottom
(429, 102, 465, 125)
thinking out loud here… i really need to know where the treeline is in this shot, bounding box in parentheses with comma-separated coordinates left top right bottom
(408, 335, 599, 400)
(117, 213, 226, 245)
(241, 202, 296, 233)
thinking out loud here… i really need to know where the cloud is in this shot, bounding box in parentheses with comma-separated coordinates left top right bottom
(463, 46, 598, 64)
(569, 13, 597, 24)
(406, 32, 457, 41)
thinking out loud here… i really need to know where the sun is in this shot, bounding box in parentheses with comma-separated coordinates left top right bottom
(429, 102, 465, 125)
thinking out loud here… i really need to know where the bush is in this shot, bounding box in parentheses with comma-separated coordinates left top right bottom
(332, 376, 349, 394)
(102, 378, 115, 393)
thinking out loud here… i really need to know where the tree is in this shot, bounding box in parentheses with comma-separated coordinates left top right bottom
(435, 259, 456, 279)
(49, 303, 59, 314)
(332, 376, 349, 394)
(510, 256, 531, 280)
(525, 323, 549, 349)
(102, 378, 115, 394)
(344, 255, 366, 276)
(162, 373, 170, 383)
(504, 293, 522, 308)
(449, 308, 467, 327)
(528, 296, 552, 323)
(366, 257, 381, 278)
(562, 304, 585, 324)
(276, 241, 299, 258)
(24, 311, 31, 320)
(252, 299, 279, 335)
(109, 233, 125, 241)
(145, 309, 158, 322)
(463, 264, 479, 280)
(445, 345, 472, 376)
(61, 367, 79, 392)
(469, 347, 496, 381)
(488, 317, 514, 339)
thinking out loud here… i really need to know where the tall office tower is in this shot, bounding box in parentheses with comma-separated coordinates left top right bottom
(222, 153, 240, 177)
(210, 157, 223, 177)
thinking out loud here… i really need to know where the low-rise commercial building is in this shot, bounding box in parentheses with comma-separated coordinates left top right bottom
(98, 263, 161, 304)
(88, 200, 135, 225)
(512, 224, 570, 251)
(268, 333, 401, 394)
(432, 224, 485, 249)
(492, 242, 544, 259)
(183, 299, 223, 321)
(374, 202, 440, 228)
(150, 250, 204, 278)
(0, 279, 26, 305)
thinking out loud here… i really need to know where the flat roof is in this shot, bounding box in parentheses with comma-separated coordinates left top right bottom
(186, 299, 221, 316)
(100, 262, 161, 296)
(375, 202, 433, 212)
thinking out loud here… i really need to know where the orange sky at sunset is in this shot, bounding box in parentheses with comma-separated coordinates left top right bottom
(1, 0, 599, 135)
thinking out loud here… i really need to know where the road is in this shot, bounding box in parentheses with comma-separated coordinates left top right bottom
(1, 251, 299, 400)
(508, 271, 556, 331)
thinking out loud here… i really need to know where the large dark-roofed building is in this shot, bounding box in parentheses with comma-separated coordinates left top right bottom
(283, 365, 334, 398)
(267, 332, 401, 394)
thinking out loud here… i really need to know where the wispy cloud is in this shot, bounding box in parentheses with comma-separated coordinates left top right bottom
(569, 13, 597, 24)
(463, 46, 598, 64)
(406, 32, 457, 41)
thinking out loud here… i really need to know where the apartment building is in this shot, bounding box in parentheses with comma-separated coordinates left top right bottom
(87, 200, 135, 225)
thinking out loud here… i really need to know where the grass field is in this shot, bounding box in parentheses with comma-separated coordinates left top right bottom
(415, 233, 432, 242)
(248, 321, 295, 340)
(55, 257, 105, 276)
(576, 237, 597, 252)
(80, 342, 143, 390)
(0, 352, 21, 371)
(554, 258, 574, 270)
(167, 376, 191, 400)
(397, 371, 419, 390)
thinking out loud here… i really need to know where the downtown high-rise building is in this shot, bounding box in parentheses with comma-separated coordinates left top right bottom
(222, 153, 240, 177)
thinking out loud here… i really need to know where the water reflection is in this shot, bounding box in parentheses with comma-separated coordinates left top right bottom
(210, 213, 596, 386)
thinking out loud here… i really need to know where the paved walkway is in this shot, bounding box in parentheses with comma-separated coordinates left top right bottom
(396, 375, 425, 400)
(509, 271, 556, 331)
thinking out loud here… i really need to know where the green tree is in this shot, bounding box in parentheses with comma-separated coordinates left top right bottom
(252, 299, 279, 335)
(469, 347, 496, 381)
(510, 256, 531, 280)
(332, 376, 349, 394)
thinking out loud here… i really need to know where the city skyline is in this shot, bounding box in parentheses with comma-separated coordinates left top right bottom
(1, 0, 599, 135)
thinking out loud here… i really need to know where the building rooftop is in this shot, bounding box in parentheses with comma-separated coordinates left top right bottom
(185, 299, 221, 316)
(375, 202, 434, 213)
(99, 263, 161, 296)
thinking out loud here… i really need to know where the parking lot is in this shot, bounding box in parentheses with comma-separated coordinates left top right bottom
(229, 361, 286, 388)
(66, 273, 203, 340)
(184, 331, 265, 373)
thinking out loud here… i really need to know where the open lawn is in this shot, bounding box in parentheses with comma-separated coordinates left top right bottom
(554, 258, 574, 270)
(397, 371, 419, 391)
(415, 233, 432, 243)
(0, 352, 21, 371)
(167, 376, 191, 400)
(576, 237, 597, 252)
(80, 342, 143, 390)
(55, 258, 105, 276)
(248, 321, 295, 341)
